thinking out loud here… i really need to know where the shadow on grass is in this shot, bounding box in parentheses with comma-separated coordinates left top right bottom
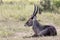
(23, 35, 39, 38)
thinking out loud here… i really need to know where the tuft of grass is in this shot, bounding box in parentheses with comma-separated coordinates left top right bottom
(0, 30, 14, 37)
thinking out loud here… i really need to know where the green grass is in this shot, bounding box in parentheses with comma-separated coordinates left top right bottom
(0, 1, 60, 40)
(0, 2, 33, 37)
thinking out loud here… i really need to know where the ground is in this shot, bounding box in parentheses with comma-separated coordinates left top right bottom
(0, 1, 60, 40)
(0, 21, 60, 40)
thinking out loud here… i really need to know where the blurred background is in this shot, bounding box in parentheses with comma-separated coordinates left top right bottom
(0, 0, 60, 40)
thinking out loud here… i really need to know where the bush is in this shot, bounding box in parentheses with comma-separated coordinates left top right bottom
(53, 0, 60, 8)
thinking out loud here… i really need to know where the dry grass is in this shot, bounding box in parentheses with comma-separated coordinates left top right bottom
(0, 1, 60, 40)
(0, 21, 60, 40)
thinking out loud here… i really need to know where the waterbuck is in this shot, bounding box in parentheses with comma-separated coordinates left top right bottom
(24, 16, 57, 37)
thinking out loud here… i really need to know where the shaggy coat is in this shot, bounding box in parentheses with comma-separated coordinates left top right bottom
(24, 16, 57, 37)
